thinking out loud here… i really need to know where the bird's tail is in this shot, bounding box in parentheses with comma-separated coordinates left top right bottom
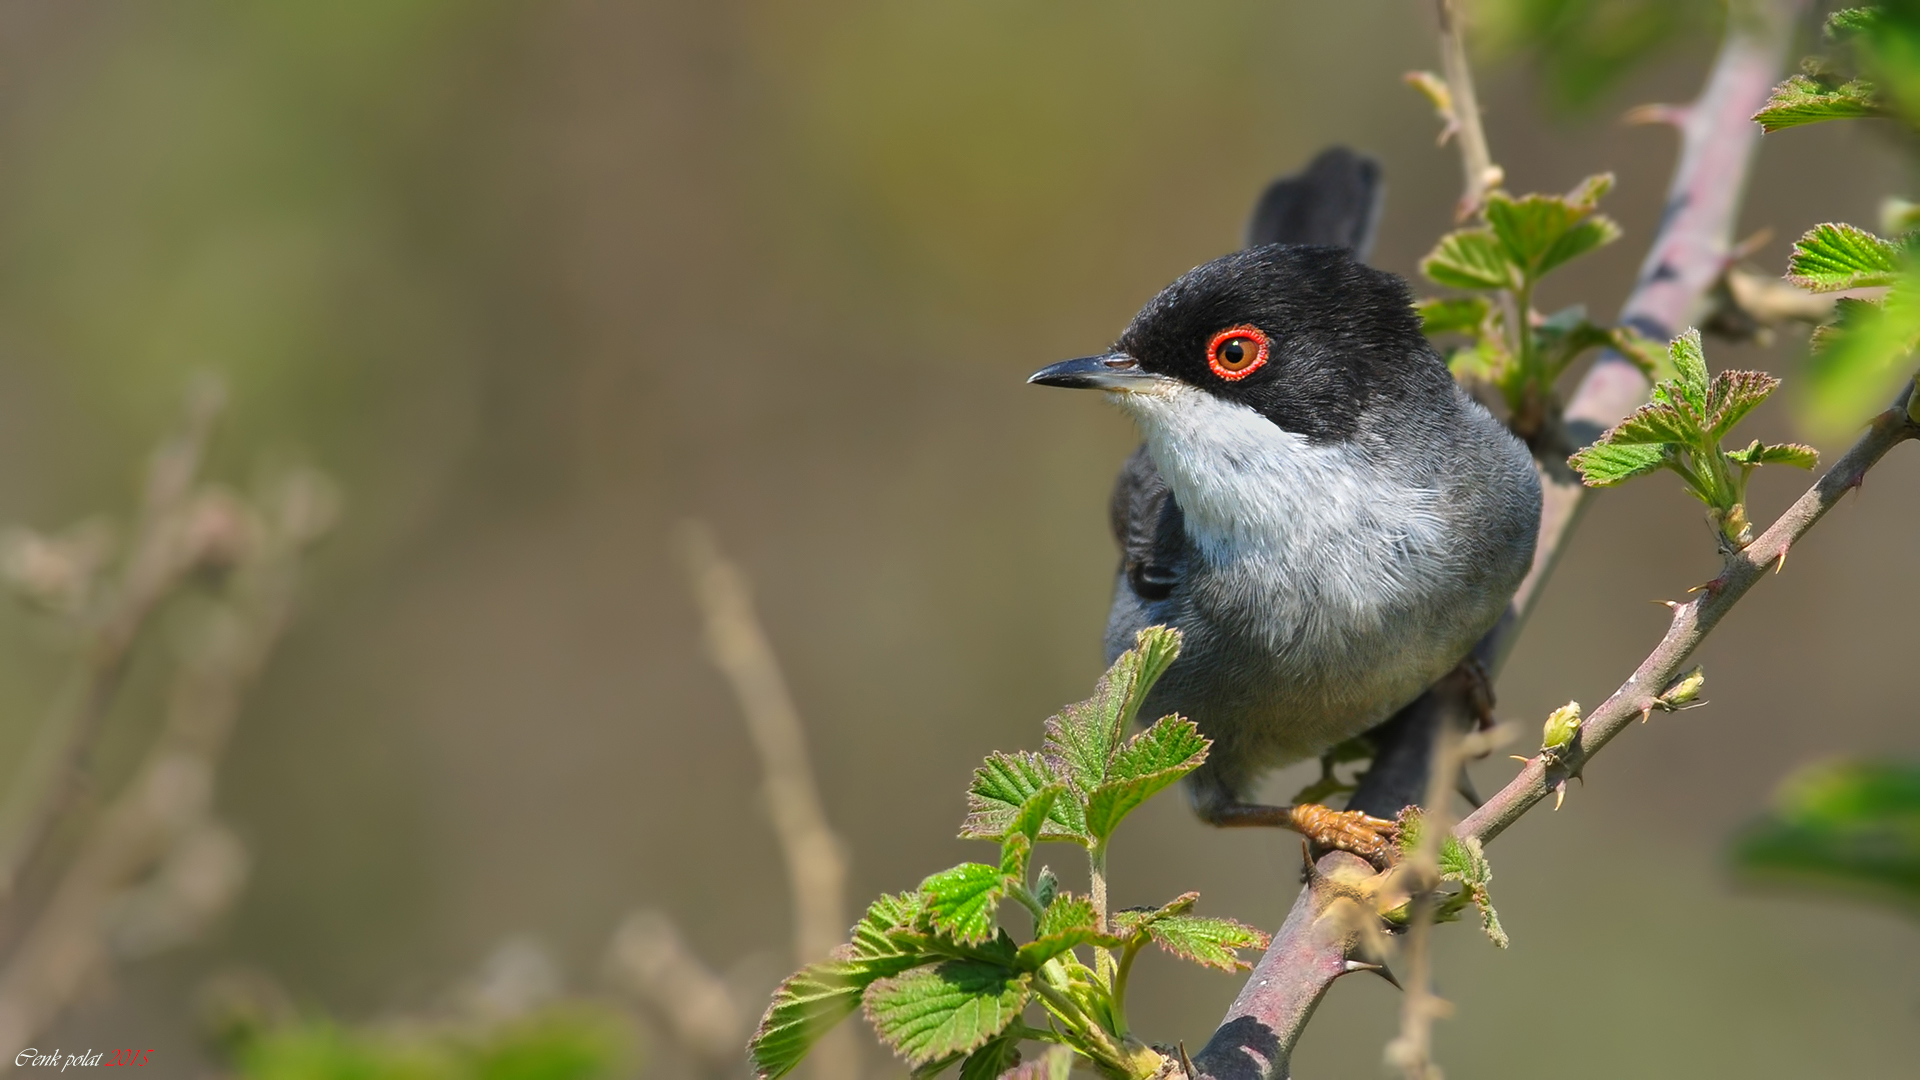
(1244, 146, 1384, 259)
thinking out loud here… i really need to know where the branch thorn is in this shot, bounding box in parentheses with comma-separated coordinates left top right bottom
(1774, 545, 1789, 574)
(1621, 102, 1689, 128)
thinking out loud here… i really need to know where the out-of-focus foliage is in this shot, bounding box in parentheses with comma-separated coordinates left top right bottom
(232, 1007, 635, 1080)
(1473, 0, 1721, 108)
(1755, 5, 1920, 431)
(1731, 760, 1920, 915)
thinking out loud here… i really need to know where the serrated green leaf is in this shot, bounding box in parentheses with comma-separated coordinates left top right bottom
(1731, 759, 1920, 915)
(753, 918, 929, 1080)
(864, 962, 1031, 1067)
(921, 864, 1008, 945)
(1109, 891, 1198, 941)
(850, 893, 924, 961)
(1141, 914, 1271, 972)
(1438, 834, 1491, 889)
(1568, 441, 1670, 487)
(1724, 440, 1819, 470)
(1008, 783, 1065, 846)
(1754, 74, 1882, 132)
(1417, 295, 1491, 336)
(1082, 715, 1209, 841)
(962, 752, 1089, 846)
(1787, 223, 1903, 292)
(999, 833, 1031, 883)
(1042, 627, 1182, 795)
(1601, 399, 1698, 446)
(1016, 893, 1101, 969)
(957, 1034, 1023, 1080)
(1704, 369, 1781, 438)
(1826, 7, 1881, 38)
(1669, 328, 1709, 402)
(1483, 177, 1619, 281)
(1421, 228, 1515, 291)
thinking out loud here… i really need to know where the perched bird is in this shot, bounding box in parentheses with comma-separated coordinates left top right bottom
(1029, 149, 1540, 858)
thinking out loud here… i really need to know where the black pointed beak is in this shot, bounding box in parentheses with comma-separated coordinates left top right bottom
(1027, 352, 1168, 391)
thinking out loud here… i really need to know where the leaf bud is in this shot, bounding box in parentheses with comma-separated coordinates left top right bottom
(1541, 702, 1582, 755)
(1034, 865, 1058, 910)
(1656, 666, 1706, 711)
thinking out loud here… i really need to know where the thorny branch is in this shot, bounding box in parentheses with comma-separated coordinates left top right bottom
(1190, 2, 1809, 1077)
(1463, 394, 1920, 844)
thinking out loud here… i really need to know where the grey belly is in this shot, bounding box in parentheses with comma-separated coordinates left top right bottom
(1103, 560, 1508, 804)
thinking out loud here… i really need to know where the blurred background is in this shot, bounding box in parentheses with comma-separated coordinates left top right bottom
(0, 0, 1913, 1076)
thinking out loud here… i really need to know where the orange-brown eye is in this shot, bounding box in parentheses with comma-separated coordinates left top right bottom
(1207, 325, 1270, 380)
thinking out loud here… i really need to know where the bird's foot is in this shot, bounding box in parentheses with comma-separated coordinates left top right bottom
(1289, 804, 1400, 865)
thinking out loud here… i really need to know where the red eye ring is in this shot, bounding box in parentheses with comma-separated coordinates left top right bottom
(1207, 325, 1270, 380)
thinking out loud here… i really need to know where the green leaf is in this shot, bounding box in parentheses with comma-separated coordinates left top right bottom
(1724, 439, 1819, 470)
(1533, 307, 1620, 380)
(1826, 7, 1881, 38)
(1042, 627, 1181, 796)
(1601, 399, 1698, 446)
(1001, 1046, 1074, 1080)
(753, 931, 928, 1080)
(1568, 441, 1670, 487)
(1482, 176, 1620, 281)
(1141, 913, 1271, 972)
(850, 892, 924, 961)
(921, 864, 1008, 945)
(999, 833, 1031, 883)
(1787, 223, 1903, 292)
(1082, 715, 1209, 841)
(1753, 74, 1882, 132)
(1009, 783, 1065, 845)
(1703, 369, 1781, 438)
(1417, 295, 1491, 336)
(957, 1034, 1024, 1080)
(1015, 893, 1101, 969)
(1731, 759, 1920, 915)
(962, 752, 1088, 846)
(1668, 328, 1709, 403)
(1420, 228, 1515, 291)
(1109, 891, 1198, 941)
(1804, 283, 1920, 434)
(864, 962, 1031, 1067)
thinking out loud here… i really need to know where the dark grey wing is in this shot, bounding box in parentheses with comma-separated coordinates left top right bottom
(1244, 146, 1384, 259)
(1109, 445, 1185, 602)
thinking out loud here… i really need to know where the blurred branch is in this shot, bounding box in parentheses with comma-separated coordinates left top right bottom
(1433, 0, 1502, 220)
(1191, 3, 1807, 1076)
(0, 379, 225, 901)
(606, 910, 746, 1067)
(673, 522, 856, 1080)
(0, 428, 337, 1045)
(1382, 721, 1512, 1080)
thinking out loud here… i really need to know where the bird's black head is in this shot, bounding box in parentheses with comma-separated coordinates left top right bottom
(1032, 245, 1452, 441)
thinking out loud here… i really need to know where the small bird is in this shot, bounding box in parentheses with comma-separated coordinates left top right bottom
(1029, 149, 1540, 858)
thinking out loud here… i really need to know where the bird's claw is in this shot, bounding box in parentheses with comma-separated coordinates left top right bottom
(1290, 803, 1400, 866)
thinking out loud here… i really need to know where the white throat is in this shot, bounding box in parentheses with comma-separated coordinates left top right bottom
(1114, 383, 1450, 627)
